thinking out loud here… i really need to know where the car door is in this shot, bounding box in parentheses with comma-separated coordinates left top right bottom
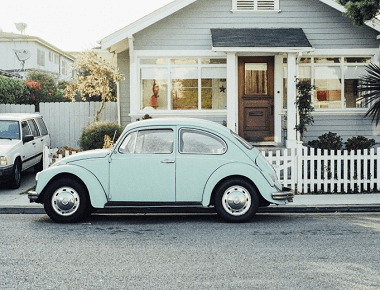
(175, 128, 229, 202)
(20, 120, 38, 170)
(109, 127, 176, 202)
(27, 119, 43, 166)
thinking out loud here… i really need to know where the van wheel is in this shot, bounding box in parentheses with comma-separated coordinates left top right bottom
(9, 160, 21, 189)
(44, 178, 90, 223)
(214, 178, 259, 222)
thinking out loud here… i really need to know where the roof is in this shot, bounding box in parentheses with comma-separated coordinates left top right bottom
(0, 32, 75, 61)
(101, 0, 380, 52)
(211, 28, 312, 48)
(125, 117, 231, 135)
(0, 113, 42, 121)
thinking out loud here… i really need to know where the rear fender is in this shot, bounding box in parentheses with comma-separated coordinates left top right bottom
(35, 164, 108, 208)
(202, 162, 275, 206)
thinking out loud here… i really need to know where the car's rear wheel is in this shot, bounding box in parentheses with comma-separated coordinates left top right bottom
(9, 160, 21, 189)
(43, 178, 90, 223)
(214, 178, 259, 222)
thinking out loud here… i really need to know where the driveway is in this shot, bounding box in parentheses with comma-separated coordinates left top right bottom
(0, 168, 37, 201)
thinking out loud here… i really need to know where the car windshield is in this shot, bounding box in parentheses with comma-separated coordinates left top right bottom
(0, 121, 20, 140)
(231, 130, 253, 150)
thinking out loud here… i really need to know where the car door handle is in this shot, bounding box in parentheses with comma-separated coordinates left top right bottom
(161, 159, 175, 164)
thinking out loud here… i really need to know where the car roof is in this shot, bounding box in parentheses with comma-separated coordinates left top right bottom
(126, 118, 231, 136)
(0, 113, 42, 121)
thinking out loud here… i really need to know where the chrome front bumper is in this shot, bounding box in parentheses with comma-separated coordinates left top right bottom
(272, 187, 294, 202)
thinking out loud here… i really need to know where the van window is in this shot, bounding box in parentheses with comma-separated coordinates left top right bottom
(35, 118, 48, 136)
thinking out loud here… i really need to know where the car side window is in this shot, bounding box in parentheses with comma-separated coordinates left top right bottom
(21, 121, 32, 138)
(179, 128, 227, 154)
(119, 129, 174, 154)
(27, 120, 40, 137)
(35, 118, 48, 136)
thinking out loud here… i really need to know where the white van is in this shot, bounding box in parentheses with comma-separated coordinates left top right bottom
(0, 113, 50, 189)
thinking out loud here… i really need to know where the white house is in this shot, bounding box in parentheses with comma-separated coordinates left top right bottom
(0, 31, 74, 81)
(100, 0, 380, 147)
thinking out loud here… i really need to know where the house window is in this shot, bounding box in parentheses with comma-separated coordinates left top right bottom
(37, 50, 45, 66)
(54, 55, 59, 64)
(282, 56, 371, 110)
(62, 61, 67, 75)
(232, 0, 280, 11)
(49, 52, 53, 62)
(140, 58, 227, 111)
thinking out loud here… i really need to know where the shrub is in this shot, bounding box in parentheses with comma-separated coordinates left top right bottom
(345, 136, 376, 151)
(307, 132, 343, 150)
(79, 121, 124, 150)
(0, 76, 30, 104)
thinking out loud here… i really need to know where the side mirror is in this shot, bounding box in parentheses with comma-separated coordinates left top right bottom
(23, 135, 34, 143)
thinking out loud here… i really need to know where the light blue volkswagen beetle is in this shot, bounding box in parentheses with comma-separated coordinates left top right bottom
(29, 118, 293, 223)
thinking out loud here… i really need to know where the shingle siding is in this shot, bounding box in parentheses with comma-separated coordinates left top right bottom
(134, 0, 379, 50)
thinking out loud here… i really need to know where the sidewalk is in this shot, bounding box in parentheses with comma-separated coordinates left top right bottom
(1, 177, 379, 214)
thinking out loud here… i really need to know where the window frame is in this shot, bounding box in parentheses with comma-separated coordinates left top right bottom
(178, 128, 228, 155)
(138, 57, 227, 113)
(283, 56, 373, 111)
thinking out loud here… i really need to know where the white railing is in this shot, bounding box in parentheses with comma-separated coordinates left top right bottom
(43, 145, 380, 194)
(43, 146, 78, 170)
(262, 145, 380, 194)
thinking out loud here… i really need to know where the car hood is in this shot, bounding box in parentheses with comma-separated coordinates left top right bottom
(53, 149, 111, 166)
(0, 139, 21, 154)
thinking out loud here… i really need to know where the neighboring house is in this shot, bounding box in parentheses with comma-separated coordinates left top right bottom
(0, 31, 74, 81)
(100, 0, 380, 147)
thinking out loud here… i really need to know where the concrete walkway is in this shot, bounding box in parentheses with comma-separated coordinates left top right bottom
(1, 171, 379, 214)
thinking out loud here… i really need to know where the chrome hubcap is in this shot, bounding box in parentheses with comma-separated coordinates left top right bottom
(51, 187, 80, 216)
(222, 185, 251, 216)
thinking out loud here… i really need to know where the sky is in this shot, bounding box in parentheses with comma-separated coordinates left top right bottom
(0, 0, 174, 52)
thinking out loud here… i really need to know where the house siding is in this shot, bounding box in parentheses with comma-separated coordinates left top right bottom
(133, 0, 379, 50)
(303, 114, 380, 145)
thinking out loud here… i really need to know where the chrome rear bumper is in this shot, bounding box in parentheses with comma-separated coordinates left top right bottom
(28, 190, 39, 203)
(272, 187, 294, 202)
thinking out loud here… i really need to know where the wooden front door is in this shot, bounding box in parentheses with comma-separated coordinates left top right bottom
(238, 56, 274, 142)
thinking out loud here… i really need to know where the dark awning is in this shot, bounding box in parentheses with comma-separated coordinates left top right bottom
(211, 28, 312, 48)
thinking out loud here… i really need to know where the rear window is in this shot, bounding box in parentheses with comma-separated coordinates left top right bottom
(35, 118, 48, 136)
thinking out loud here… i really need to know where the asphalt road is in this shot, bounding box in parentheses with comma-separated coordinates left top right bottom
(1, 213, 380, 290)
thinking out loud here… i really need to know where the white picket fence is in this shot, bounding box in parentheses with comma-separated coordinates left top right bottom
(262, 145, 380, 194)
(44, 144, 380, 194)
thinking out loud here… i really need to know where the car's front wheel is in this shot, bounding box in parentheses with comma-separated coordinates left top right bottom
(9, 160, 21, 189)
(214, 178, 259, 222)
(43, 178, 90, 223)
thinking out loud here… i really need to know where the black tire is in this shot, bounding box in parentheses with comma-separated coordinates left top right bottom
(214, 178, 259, 223)
(34, 157, 43, 172)
(43, 178, 90, 223)
(9, 160, 21, 189)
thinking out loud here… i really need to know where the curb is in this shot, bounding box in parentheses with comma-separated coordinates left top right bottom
(1, 205, 380, 215)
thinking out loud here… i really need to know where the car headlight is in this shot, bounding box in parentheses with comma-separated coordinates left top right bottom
(0, 156, 8, 166)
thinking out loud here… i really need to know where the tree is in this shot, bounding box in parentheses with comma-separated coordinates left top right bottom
(26, 71, 69, 110)
(295, 80, 315, 140)
(358, 63, 380, 125)
(66, 52, 122, 121)
(338, 0, 380, 26)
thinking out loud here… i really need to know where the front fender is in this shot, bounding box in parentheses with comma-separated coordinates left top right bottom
(202, 162, 279, 206)
(35, 164, 108, 208)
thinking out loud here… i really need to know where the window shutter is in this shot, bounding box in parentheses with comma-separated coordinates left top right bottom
(257, 0, 275, 10)
(234, 0, 278, 11)
(236, 0, 255, 10)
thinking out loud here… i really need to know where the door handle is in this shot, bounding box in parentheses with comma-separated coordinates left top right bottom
(161, 159, 175, 164)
